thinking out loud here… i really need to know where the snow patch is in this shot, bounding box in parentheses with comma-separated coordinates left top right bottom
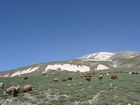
(3, 74, 10, 77)
(0, 74, 10, 77)
(10, 67, 39, 77)
(127, 56, 135, 58)
(85, 53, 97, 59)
(94, 52, 114, 61)
(95, 64, 109, 70)
(10, 71, 21, 77)
(44, 64, 90, 72)
(113, 64, 117, 68)
(80, 52, 114, 61)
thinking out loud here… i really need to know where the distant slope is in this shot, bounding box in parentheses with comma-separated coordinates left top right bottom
(0, 51, 140, 77)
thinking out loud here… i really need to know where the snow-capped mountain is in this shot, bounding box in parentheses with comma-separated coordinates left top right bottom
(1, 51, 140, 77)
(79, 51, 140, 61)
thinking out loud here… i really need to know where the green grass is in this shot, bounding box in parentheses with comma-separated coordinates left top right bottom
(0, 68, 140, 105)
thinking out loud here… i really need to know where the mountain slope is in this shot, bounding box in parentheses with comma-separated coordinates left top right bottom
(79, 52, 114, 61)
(1, 68, 140, 105)
(0, 51, 140, 77)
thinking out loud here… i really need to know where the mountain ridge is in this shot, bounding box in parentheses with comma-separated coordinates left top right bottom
(1, 51, 140, 77)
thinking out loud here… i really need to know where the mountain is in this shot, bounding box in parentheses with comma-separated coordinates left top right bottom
(0, 51, 140, 77)
(79, 52, 114, 61)
(79, 51, 140, 61)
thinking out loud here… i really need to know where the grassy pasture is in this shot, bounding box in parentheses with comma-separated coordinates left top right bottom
(0, 68, 140, 105)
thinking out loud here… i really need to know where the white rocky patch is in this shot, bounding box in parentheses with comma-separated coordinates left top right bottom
(10, 67, 39, 77)
(44, 64, 90, 72)
(95, 64, 109, 70)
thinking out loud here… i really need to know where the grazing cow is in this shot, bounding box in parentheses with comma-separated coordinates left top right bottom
(85, 77, 92, 82)
(23, 77, 28, 80)
(131, 72, 139, 74)
(128, 72, 132, 75)
(62, 78, 68, 82)
(68, 77, 72, 81)
(128, 72, 139, 75)
(21, 85, 32, 92)
(4, 85, 22, 97)
(111, 75, 118, 80)
(53, 78, 60, 82)
(4, 86, 17, 95)
(106, 73, 110, 76)
(80, 75, 84, 78)
(0, 83, 4, 89)
(98, 75, 103, 80)
(16, 85, 21, 92)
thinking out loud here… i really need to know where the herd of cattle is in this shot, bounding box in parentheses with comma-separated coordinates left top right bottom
(52, 71, 140, 82)
(0, 71, 139, 97)
(0, 77, 32, 97)
(52, 72, 118, 82)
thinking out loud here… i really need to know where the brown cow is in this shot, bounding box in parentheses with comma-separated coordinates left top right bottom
(4, 85, 22, 97)
(5, 86, 16, 95)
(62, 78, 68, 82)
(21, 85, 32, 92)
(4, 86, 20, 97)
(85, 77, 92, 82)
(111, 75, 118, 80)
(0, 83, 4, 89)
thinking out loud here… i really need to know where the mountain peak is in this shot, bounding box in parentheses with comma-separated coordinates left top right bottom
(79, 51, 140, 61)
(79, 52, 114, 61)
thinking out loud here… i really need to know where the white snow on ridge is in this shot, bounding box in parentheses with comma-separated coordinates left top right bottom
(127, 56, 135, 58)
(45, 64, 90, 72)
(10, 67, 39, 77)
(80, 52, 114, 61)
(85, 53, 97, 59)
(0, 74, 10, 77)
(20, 67, 39, 74)
(3, 74, 10, 77)
(94, 52, 114, 61)
(95, 64, 109, 70)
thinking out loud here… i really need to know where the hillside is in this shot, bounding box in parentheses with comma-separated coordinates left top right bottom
(0, 68, 140, 105)
(0, 51, 140, 105)
(0, 51, 140, 77)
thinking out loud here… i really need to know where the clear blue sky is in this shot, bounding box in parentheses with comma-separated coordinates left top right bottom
(0, 0, 140, 71)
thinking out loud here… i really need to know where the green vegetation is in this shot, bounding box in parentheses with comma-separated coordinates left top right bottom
(0, 68, 140, 105)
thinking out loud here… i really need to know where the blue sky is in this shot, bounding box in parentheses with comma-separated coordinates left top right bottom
(0, 0, 140, 71)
